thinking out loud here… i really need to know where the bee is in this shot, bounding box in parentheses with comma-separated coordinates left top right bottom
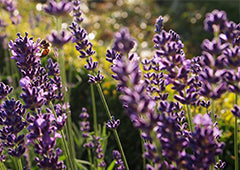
(40, 39, 51, 58)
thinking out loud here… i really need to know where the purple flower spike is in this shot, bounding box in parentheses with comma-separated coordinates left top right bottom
(88, 70, 104, 84)
(106, 116, 120, 130)
(0, 98, 27, 157)
(47, 30, 72, 48)
(189, 114, 225, 169)
(215, 160, 226, 169)
(231, 104, 240, 117)
(9, 32, 41, 68)
(113, 150, 125, 170)
(1, 0, 21, 24)
(0, 82, 13, 100)
(79, 107, 90, 138)
(155, 16, 164, 34)
(72, 0, 83, 24)
(112, 27, 135, 54)
(204, 10, 228, 33)
(84, 57, 98, 70)
(69, 22, 96, 58)
(44, 0, 72, 17)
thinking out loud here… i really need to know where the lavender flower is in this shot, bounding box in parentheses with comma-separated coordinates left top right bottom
(231, 104, 240, 117)
(26, 109, 65, 169)
(72, 0, 83, 24)
(47, 30, 72, 48)
(112, 27, 135, 54)
(113, 150, 125, 170)
(0, 18, 8, 27)
(155, 16, 164, 34)
(188, 114, 225, 169)
(9, 32, 41, 70)
(106, 116, 120, 130)
(10, 33, 63, 109)
(215, 160, 226, 169)
(204, 10, 228, 33)
(69, 22, 96, 58)
(0, 98, 27, 157)
(84, 57, 98, 70)
(79, 107, 90, 138)
(44, 0, 72, 17)
(0, 82, 13, 100)
(83, 135, 106, 167)
(88, 70, 104, 84)
(0, 0, 21, 24)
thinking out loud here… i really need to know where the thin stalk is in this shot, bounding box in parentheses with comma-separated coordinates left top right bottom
(210, 99, 215, 123)
(234, 94, 239, 170)
(140, 134, 146, 170)
(87, 149, 93, 170)
(186, 105, 193, 132)
(50, 102, 75, 170)
(96, 83, 129, 170)
(90, 83, 98, 134)
(56, 14, 76, 169)
(0, 161, 7, 170)
(58, 48, 76, 168)
(16, 158, 23, 170)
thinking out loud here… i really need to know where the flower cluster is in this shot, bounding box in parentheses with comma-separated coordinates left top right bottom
(0, 98, 27, 158)
(26, 109, 65, 169)
(83, 135, 106, 167)
(9, 33, 63, 110)
(113, 150, 125, 170)
(79, 107, 90, 138)
(196, 10, 240, 99)
(0, 0, 21, 24)
(0, 82, 13, 100)
(44, 0, 72, 17)
(47, 30, 72, 48)
(109, 13, 227, 169)
(9, 32, 67, 169)
(69, 1, 103, 84)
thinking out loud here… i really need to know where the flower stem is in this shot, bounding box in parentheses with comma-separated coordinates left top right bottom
(16, 158, 23, 170)
(186, 105, 193, 132)
(234, 94, 239, 170)
(0, 161, 7, 170)
(50, 102, 75, 170)
(210, 99, 215, 122)
(90, 83, 98, 134)
(96, 83, 129, 170)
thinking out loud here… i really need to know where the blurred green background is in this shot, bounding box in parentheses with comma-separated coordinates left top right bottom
(0, 0, 239, 169)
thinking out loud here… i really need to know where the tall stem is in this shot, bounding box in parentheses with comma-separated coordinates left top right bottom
(90, 83, 98, 134)
(234, 94, 239, 170)
(56, 16, 77, 169)
(96, 83, 129, 170)
(186, 105, 193, 132)
(210, 99, 215, 123)
(0, 161, 7, 170)
(16, 158, 23, 170)
(50, 102, 75, 170)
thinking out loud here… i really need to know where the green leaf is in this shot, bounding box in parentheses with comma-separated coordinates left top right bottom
(107, 160, 116, 170)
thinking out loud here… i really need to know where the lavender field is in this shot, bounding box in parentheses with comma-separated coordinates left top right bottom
(0, 0, 239, 169)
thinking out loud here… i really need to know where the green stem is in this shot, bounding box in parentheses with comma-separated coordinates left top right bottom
(113, 130, 130, 170)
(16, 158, 23, 170)
(140, 133, 146, 170)
(234, 94, 239, 170)
(186, 105, 193, 132)
(0, 161, 7, 170)
(91, 83, 98, 134)
(96, 83, 129, 170)
(210, 99, 215, 121)
(87, 149, 93, 170)
(50, 102, 75, 170)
